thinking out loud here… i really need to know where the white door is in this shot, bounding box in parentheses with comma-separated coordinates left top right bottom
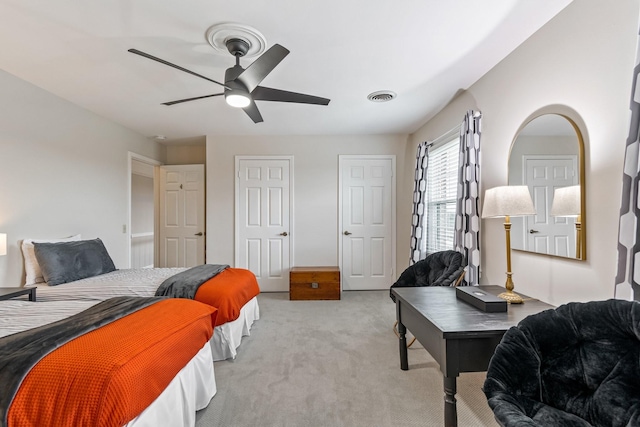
(524, 157, 578, 257)
(340, 156, 395, 290)
(236, 157, 292, 292)
(159, 165, 205, 267)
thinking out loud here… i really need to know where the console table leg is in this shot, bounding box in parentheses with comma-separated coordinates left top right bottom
(398, 319, 408, 370)
(443, 375, 458, 427)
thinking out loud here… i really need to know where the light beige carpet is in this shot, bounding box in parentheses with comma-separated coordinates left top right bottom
(196, 291, 498, 427)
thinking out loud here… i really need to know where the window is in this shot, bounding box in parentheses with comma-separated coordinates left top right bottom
(424, 135, 459, 254)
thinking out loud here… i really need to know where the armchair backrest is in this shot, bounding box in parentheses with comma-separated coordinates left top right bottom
(389, 250, 465, 302)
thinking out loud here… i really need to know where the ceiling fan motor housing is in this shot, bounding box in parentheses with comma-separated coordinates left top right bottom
(225, 64, 245, 84)
(224, 65, 251, 107)
(224, 66, 249, 94)
(226, 38, 250, 57)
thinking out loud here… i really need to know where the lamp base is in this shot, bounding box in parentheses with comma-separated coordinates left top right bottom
(497, 290, 524, 304)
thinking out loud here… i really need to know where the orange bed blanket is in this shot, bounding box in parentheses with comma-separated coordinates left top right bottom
(7, 299, 217, 427)
(194, 267, 260, 326)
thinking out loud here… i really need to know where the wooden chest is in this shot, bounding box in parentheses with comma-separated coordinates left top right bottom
(289, 266, 341, 300)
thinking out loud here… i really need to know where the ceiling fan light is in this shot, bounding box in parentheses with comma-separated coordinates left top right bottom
(226, 92, 251, 108)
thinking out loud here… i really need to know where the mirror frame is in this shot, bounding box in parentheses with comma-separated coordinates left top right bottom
(508, 111, 586, 260)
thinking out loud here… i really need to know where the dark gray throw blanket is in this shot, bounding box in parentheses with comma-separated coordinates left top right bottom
(155, 264, 229, 299)
(0, 296, 165, 427)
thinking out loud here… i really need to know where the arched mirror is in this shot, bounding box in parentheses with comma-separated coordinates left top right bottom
(508, 113, 586, 260)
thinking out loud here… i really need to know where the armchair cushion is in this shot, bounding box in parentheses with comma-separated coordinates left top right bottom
(484, 299, 640, 427)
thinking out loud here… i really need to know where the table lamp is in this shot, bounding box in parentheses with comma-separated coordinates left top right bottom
(551, 185, 581, 259)
(481, 186, 535, 303)
(0, 233, 6, 256)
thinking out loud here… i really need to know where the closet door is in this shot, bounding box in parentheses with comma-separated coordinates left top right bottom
(340, 155, 396, 290)
(159, 165, 205, 267)
(235, 156, 292, 292)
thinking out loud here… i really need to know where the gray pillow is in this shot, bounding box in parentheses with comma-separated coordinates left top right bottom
(33, 238, 116, 286)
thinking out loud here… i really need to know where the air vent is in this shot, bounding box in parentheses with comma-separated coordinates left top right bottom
(367, 90, 397, 102)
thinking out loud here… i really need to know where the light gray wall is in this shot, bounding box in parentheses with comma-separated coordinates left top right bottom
(406, 0, 639, 305)
(131, 174, 154, 234)
(165, 144, 206, 165)
(205, 135, 408, 271)
(0, 69, 165, 286)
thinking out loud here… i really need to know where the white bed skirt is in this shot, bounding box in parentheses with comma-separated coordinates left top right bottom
(210, 295, 260, 361)
(126, 341, 216, 427)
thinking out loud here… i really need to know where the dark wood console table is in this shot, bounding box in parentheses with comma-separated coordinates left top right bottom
(391, 286, 553, 427)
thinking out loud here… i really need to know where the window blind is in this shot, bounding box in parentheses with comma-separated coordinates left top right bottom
(424, 137, 459, 254)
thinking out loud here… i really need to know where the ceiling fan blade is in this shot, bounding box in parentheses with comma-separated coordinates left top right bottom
(162, 93, 224, 106)
(236, 44, 289, 93)
(128, 48, 230, 90)
(252, 86, 330, 105)
(242, 100, 264, 123)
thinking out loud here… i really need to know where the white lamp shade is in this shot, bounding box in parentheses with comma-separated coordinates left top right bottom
(481, 186, 536, 218)
(0, 233, 6, 256)
(551, 185, 581, 217)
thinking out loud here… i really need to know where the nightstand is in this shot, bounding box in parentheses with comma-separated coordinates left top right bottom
(0, 287, 36, 302)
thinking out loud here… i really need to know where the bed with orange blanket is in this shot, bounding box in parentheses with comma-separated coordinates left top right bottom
(0, 297, 217, 427)
(155, 265, 260, 327)
(32, 266, 260, 361)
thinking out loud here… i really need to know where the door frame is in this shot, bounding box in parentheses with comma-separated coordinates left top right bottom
(338, 155, 397, 287)
(234, 155, 295, 272)
(127, 152, 162, 268)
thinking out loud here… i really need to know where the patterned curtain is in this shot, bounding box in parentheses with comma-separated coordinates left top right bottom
(454, 110, 482, 286)
(615, 30, 640, 301)
(409, 142, 430, 264)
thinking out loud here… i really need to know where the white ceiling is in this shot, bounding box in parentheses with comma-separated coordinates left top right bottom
(0, 0, 572, 142)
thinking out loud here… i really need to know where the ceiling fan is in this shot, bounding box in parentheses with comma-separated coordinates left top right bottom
(128, 39, 330, 123)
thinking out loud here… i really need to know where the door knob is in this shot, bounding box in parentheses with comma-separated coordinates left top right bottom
(343, 231, 352, 236)
(195, 232, 203, 236)
(529, 229, 539, 234)
(279, 232, 288, 236)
